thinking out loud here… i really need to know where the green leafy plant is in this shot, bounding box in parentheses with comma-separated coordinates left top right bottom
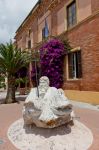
(0, 41, 30, 103)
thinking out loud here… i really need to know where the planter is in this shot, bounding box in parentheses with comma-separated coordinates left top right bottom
(19, 88, 26, 95)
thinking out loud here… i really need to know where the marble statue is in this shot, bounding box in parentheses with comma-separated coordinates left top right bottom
(23, 76, 74, 128)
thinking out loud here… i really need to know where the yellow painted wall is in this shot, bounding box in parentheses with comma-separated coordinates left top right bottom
(64, 90, 99, 105)
(57, 6, 66, 35)
(77, 0, 92, 22)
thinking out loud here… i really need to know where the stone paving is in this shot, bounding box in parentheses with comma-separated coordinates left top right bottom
(0, 91, 99, 150)
(70, 100, 99, 111)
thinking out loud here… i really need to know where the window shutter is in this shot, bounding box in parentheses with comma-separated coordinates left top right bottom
(68, 53, 74, 78)
(76, 51, 82, 78)
(42, 28, 45, 40)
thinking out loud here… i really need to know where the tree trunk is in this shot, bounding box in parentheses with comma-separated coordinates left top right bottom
(5, 75, 16, 104)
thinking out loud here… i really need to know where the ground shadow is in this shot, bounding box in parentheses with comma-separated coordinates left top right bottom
(0, 98, 5, 104)
(0, 95, 26, 104)
(23, 123, 71, 138)
(16, 96, 26, 102)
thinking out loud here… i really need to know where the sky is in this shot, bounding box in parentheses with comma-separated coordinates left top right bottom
(0, 0, 38, 44)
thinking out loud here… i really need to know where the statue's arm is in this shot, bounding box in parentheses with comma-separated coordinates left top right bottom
(25, 88, 37, 104)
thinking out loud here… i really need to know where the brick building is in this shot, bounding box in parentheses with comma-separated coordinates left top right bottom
(15, 0, 99, 104)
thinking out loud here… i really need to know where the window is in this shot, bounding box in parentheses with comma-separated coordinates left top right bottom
(42, 27, 49, 40)
(68, 51, 82, 79)
(42, 27, 46, 40)
(19, 48, 22, 52)
(42, 19, 49, 40)
(67, 1, 77, 28)
(28, 40, 31, 49)
(28, 29, 31, 38)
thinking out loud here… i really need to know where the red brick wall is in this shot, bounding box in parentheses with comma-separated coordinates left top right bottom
(31, 18, 38, 45)
(21, 32, 26, 49)
(15, 0, 99, 92)
(51, 10, 57, 36)
(63, 13, 99, 91)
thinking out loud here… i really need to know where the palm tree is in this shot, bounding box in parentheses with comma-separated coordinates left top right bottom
(0, 41, 30, 103)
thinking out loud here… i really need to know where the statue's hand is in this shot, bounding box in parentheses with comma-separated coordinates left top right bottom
(57, 104, 72, 109)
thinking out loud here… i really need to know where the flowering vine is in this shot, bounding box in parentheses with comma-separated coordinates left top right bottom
(31, 38, 70, 88)
(40, 39, 66, 88)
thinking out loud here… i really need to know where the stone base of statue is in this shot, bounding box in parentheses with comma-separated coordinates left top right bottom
(22, 76, 74, 128)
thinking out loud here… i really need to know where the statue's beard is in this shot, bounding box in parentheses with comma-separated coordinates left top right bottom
(38, 85, 49, 98)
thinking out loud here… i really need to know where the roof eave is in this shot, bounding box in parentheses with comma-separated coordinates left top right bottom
(15, 0, 42, 35)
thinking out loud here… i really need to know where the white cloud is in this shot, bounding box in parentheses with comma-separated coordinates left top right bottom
(0, 0, 38, 43)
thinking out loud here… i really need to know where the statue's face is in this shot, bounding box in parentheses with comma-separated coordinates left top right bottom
(39, 76, 49, 88)
(39, 79, 48, 87)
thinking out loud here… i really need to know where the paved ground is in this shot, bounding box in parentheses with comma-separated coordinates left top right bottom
(0, 92, 99, 150)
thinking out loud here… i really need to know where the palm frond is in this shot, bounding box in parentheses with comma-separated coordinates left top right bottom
(0, 41, 31, 76)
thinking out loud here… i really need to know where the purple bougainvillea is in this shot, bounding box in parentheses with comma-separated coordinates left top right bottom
(31, 39, 70, 88)
(40, 39, 66, 88)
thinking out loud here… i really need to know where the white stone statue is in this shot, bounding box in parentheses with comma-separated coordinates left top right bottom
(23, 76, 74, 128)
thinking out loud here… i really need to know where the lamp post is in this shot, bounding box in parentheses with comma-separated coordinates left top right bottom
(34, 49, 39, 97)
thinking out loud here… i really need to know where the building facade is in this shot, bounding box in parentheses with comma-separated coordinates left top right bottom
(15, 0, 99, 104)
